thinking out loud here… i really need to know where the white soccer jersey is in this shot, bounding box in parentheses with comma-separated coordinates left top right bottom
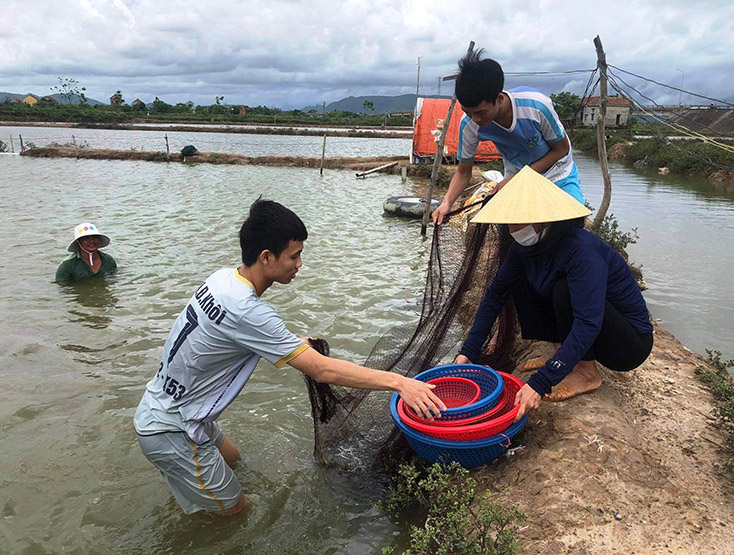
(134, 268, 309, 443)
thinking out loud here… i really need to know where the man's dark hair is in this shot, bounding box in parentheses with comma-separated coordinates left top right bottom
(455, 49, 504, 108)
(239, 197, 308, 266)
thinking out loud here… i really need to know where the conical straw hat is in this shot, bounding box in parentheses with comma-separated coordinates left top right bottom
(470, 166, 592, 225)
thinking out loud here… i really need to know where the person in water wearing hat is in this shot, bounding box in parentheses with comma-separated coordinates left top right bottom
(134, 198, 446, 516)
(433, 49, 583, 225)
(454, 167, 654, 422)
(55, 222, 117, 284)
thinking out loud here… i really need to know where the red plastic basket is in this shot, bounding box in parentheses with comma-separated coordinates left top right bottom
(402, 386, 509, 427)
(397, 372, 525, 441)
(427, 376, 481, 408)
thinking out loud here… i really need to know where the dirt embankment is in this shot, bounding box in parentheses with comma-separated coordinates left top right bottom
(21, 146, 409, 171)
(0, 120, 411, 139)
(480, 323, 734, 554)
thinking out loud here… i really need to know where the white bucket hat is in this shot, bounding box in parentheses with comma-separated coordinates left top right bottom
(67, 222, 111, 252)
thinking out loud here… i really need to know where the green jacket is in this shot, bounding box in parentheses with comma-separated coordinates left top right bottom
(55, 250, 117, 283)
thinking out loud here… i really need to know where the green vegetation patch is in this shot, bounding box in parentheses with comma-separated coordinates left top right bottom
(378, 461, 525, 555)
(695, 350, 734, 474)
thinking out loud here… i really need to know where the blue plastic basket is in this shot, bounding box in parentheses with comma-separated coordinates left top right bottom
(412, 364, 504, 420)
(391, 392, 527, 469)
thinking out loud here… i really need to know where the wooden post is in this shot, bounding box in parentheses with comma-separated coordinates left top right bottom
(72, 134, 76, 147)
(401, 165, 407, 182)
(9, 135, 14, 153)
(421, 41, 474, 235)
(593, 35, 613, 227)
(320, 134, 327, 175)
(165, 134, 170, 161)
(19, 134, 24, 152)
(355, 161, 399, 178)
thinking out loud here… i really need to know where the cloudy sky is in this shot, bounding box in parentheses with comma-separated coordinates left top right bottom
(1, 0, 733, 109)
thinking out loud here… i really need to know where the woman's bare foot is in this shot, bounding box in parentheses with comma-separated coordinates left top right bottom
(543, 360, 602, 402)
(517, 356, 549, 372)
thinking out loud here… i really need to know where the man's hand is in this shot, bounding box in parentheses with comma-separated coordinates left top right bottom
(453, 354, 471, 365)
(397, 376, 447, 421)
(432, 200, 452, 225)
(513, 383, 541, 423)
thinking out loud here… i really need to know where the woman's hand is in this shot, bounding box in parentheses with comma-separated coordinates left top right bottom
(513, 383, 541, 423)
(397, 376, 447, 421)
(453, 354, 471, 365)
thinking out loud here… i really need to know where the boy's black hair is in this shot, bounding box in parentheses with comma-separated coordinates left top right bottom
(455, 49, 504, 108)
(239, 197, 308, 266)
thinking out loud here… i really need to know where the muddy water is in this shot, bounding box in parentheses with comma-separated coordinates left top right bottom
(1, 124, 411, 157)
(1, 146, 733, 553)
(0, 155, 429, 553)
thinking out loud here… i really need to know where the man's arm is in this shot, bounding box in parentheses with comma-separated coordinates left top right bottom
(529, 135, 570, 175)
(432, 160, 474, 224)
(288, 347, 447, 419)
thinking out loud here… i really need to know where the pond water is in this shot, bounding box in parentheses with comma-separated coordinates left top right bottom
(1, 142, 733, 553)
(1, 124, 411, 158)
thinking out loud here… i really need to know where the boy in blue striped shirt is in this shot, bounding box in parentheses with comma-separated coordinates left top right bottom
(433, 50, 584, 224)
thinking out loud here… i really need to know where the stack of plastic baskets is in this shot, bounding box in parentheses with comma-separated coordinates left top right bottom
(391, 364, 527, 469)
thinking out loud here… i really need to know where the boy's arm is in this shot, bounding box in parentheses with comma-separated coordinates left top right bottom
(528, 134, 571, 175)
(288, 347, 447, 419)
(432, 160, 474, 224)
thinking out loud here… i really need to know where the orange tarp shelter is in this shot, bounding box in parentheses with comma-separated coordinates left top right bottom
(412, 98, 500, 162)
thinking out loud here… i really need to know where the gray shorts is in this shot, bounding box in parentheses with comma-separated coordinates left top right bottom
(136, 422, 242, 514)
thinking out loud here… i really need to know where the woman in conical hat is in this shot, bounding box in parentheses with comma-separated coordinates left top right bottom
(454, 166, 653, 422)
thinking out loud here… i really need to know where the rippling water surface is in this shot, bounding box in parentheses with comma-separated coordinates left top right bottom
(0, 155, 429, 553)
(1, 143, 733, 553)
(2, 124, 411, 157)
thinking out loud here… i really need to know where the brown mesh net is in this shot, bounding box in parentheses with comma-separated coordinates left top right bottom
(304, 201, 518, 474)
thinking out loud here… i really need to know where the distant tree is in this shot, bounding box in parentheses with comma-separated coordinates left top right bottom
(110, 90, 124, 105)
(215, 95, 225, 105)
(51, 77, 87, 105)
(551, 92, 581, 122)
(151, 96, 173, 113)
(363, 99, 375, 114)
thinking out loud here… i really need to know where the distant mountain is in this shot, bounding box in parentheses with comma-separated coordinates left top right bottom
(0, 91, 105, 105)
(303, 94, 451, 114)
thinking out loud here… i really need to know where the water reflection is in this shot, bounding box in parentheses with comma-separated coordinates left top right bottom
(58, 275, 120, 329)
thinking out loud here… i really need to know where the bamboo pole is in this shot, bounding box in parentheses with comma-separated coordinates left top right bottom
(593, 35, 613, 226)
(320, 134, 327, 175)
(19, 134, 24, 152)
(9, 135, 14, 153)
(165, 134, 170, 161)
(355, 160, 398, 178)
(421, 41, 475, 235)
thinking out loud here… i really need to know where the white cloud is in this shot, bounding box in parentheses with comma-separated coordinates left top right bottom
(0, 0, 732, 108)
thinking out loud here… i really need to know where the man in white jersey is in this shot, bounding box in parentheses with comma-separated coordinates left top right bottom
(433, 49, 584, 225)
(134, 198, 446, 516)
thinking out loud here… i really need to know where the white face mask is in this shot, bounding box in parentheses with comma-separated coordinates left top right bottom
(511, 225, 543, 246)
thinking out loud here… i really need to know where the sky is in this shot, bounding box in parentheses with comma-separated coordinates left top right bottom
(1, 0, 733, 109)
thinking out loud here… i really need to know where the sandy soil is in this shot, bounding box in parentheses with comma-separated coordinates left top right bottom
(476, 322, 734, 554)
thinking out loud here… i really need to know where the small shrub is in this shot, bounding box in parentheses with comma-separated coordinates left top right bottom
(0, 139, 7, 153)
(378, 461, 525, 554)
(695, 350, 734, 474)
(586, 202, 639, 252)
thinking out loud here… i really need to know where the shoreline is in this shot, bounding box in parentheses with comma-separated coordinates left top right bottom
(0, 120, 412, 139)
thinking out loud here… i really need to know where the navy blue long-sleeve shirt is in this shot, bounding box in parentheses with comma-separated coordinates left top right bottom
(459, 220, 652, 397)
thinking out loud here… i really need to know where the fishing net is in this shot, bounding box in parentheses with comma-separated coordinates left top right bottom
(303, 200, 519, 475)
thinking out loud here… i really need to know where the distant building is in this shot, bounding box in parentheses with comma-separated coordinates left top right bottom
(22, 94, 39, 106)
(131, 99, 146, 108)
(185, 100, 195, 111)
(239, 105, 246, 115)
(577, 96, 631, 128)
(110, 92, 123, 105)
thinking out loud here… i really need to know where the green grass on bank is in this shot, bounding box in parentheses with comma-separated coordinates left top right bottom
(378, 461, 525, 555)
(0, 101, 413, 128)
(570, 128, 734, 180)
(695, 350, 734, 475)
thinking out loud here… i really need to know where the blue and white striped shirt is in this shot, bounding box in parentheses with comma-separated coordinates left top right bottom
(457, 87, 576, 186)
